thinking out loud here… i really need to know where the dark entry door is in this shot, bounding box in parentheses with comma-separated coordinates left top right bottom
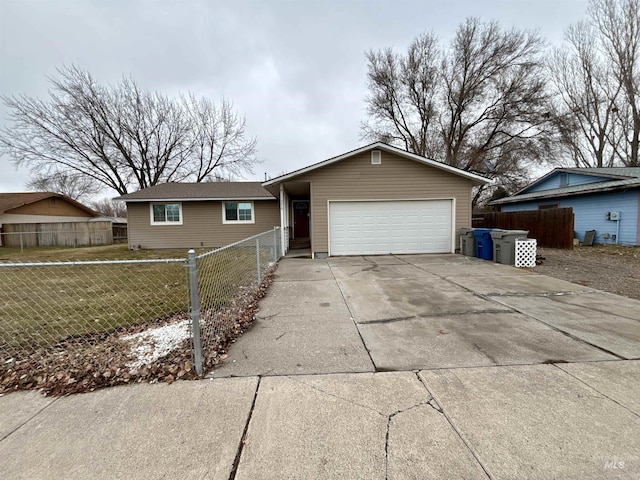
(293, 201, 310, 238)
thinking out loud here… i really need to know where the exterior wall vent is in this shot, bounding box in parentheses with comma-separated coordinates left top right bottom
(559, 172, 568, 187)
(371, 150, 381, 165)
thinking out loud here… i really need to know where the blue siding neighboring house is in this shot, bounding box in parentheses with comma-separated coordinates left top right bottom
(489, 168, 640, 246)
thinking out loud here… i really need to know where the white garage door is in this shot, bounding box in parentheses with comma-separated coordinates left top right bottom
(329, 200, 453, 256)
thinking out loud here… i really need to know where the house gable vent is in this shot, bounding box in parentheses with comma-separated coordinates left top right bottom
(559, 172, 568, 187)
(371, 150, 381, 165)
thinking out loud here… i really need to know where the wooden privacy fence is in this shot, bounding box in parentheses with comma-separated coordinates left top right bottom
(112, 223, 128, 243)
(472, 208, 575, 249)
(0, 221, 113, 248)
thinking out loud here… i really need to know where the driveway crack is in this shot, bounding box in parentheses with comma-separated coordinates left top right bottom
(390, 254, 411, 264)
(289, 374, 435, 480)
(357, 264, 378, 274)
(486, 290, 597, 297)
(285, 376, 385, 416)
(547, 294, 640, 323)
(427, 397, 443, 413)
(0, 396, 59, 442)
(417, 372, 493, 479)
(489, 296, 626, 360)
(357, 315, 416, 325)
(471, 341, 498, 365)
(384, 415, 391, 480)
(228, 377, 261, 480)
(384, 400, 432, 480)
(357, 309, 515, 325)
(328, 263, 377, 371)
(552, 364, 640, 418)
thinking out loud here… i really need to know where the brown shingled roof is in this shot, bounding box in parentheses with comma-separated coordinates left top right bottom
(0, 192, 98, 216)
(115, 182, 275, 202)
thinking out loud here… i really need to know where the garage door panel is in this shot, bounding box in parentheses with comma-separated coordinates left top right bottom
(329, 200, 452, 256)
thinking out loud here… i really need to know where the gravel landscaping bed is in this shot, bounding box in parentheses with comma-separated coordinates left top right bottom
(535, 245, 640, 300)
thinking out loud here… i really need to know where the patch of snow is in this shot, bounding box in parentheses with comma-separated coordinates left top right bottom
(123, 319, 190, 369)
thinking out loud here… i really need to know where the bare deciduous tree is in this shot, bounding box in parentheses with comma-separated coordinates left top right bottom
(550, 0, 640, 167)
(362, 32, 441, 157)
(0, 66, 259, 195)
(89, 198, 127, 218)
(26, 170, 102, 202)
(441, 19, 550, 173)
(362, 18, 553, 204)
(548, 21, 621, 167)
(589, 0, 640, 166)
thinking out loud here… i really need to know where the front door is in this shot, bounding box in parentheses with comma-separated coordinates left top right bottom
(293, 201, 310, 238)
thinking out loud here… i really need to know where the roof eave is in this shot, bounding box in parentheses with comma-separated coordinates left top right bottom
(490, 182, 640, 205)
(120, 196, 276, 202)
(512, 168, 560, 196)
(263, 142, 492, 186)
(561, 169, 636, 180)
(515, 168, 640, 196)
(1, 192, 99, 217)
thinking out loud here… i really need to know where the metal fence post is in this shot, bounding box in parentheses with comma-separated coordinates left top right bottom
(187, 249, 203, 375)
(256, 238, 261, 284)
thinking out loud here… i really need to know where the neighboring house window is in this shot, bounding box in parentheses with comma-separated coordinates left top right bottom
(223, 202, 254, 223)
(538, 203, 559, 210)
(150, 203, 182, 225)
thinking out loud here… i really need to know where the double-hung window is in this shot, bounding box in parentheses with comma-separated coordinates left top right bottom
(223, 202, 254, 223)
(151, 203, 182, 225)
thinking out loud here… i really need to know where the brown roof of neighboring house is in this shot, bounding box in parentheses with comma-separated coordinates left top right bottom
(0, 192, 99, 216)
(115, 182, 276, 202)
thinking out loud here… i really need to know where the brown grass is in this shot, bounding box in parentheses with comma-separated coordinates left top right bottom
(0, 244, 268, 351)
(0, 243, 192, 262)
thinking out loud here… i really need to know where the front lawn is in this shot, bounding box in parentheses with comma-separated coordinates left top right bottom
(0, 243, 191, 262)
(0, 243, 269, 353)
(0, 246, 188, 351)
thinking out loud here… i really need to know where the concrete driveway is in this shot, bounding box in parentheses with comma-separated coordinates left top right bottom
(2, 254, 639, 479)
(214, 254, 638, 376)
(208, 254, 640, 479)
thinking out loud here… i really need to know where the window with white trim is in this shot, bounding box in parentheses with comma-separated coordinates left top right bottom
(223, 202, 254, 223)
(150, 203, 182, 225)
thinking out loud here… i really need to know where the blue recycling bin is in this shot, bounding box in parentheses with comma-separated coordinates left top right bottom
(474, 228, 495, 260)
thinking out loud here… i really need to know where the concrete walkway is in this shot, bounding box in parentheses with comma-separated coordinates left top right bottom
(2, 254, 639, 479)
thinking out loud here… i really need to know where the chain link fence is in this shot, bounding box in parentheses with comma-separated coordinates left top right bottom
(0, 228, 281, 393)
(0, 258, 190, 354)
(187, 228, 281, 373)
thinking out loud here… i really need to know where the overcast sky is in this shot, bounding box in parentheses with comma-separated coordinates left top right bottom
(0, 0, 589, 197)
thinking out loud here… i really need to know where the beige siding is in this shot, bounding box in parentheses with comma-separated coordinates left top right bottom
(293, 151, 472, 254)
(127, 200, 280, 249)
